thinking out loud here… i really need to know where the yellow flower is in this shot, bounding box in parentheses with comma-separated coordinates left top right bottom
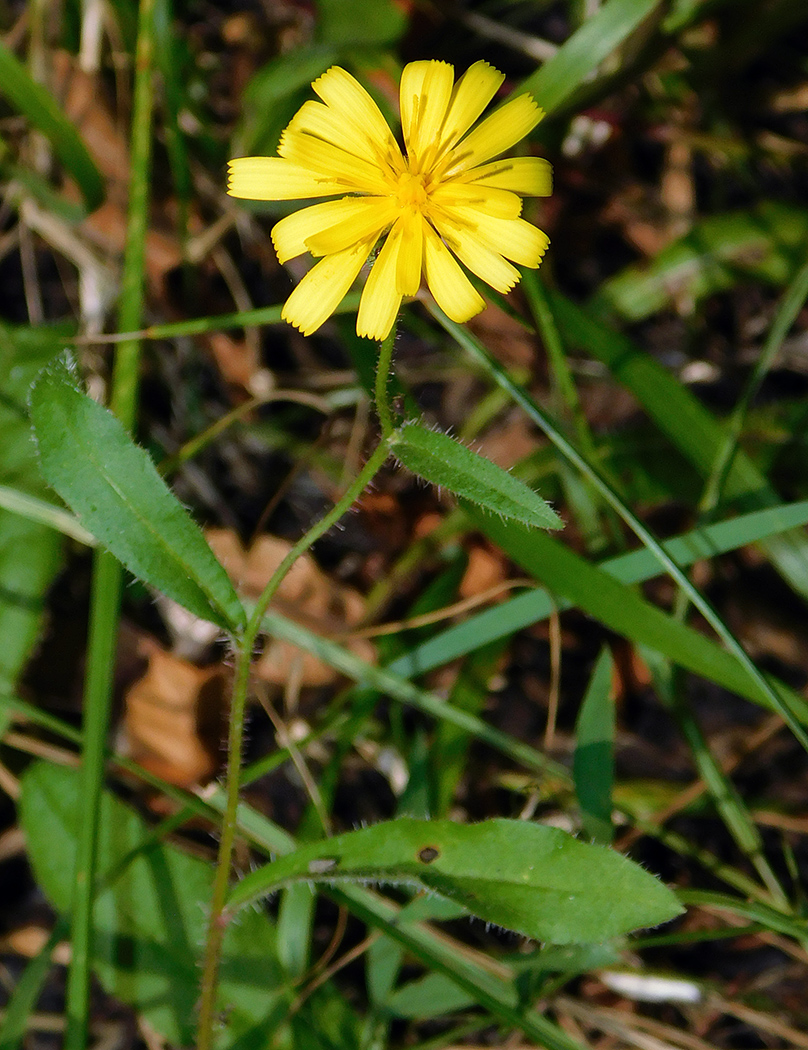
(228, 60, 551, 341)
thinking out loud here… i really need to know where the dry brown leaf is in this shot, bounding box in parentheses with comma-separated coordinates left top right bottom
(207, 530, 376, 688)
(121, 645, 226, 787)
(207, 332, 260, 389)
(2, 924, 51, 958)
(51, 50, 129, 185)
(412, 511, 443, 539)
(357, 492, 412, 552)
(459, 544, 508, 601)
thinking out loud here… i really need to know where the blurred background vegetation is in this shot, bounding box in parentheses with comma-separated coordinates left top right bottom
(2, 0, 808, 1048)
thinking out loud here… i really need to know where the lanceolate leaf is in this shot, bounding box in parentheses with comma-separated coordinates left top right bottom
(390, 422, 562, 531)
(228, 818, 682, 944)
(29, 354, 245, 632)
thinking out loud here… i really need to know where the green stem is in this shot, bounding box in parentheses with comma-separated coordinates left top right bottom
(63, 554, 122, 1049)
(196, 437, 391, 1050)
(374, 324, 398, 439)
(197, 314, 399, 1046)
(64, 1, 155, 1047)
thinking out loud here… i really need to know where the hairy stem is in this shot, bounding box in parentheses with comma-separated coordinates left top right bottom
(197, 318, 400, 1045)
(374, 325, 398, 440)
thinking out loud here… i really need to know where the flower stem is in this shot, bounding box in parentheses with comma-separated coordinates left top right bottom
(196, 438, 391, 1050)
(374, 324, 398, 440)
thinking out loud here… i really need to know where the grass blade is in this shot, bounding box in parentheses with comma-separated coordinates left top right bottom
(431, 303, 808, 752)
(63, 1, 157, 1045)
(547, 288, 808, 601)
(393, 499, 808, 679)
(573, 649, 615, 845)
(0, 39, 104, 210)
(519, 0, 662, 113)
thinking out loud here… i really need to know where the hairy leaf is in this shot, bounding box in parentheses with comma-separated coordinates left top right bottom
(29, 354, 245, 632)
(390, 422, 562, 531)
(228, 818, 682, 944)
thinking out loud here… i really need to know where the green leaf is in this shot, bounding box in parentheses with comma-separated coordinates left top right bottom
(573, 649, 615, 845)
(387, 972, 476, 1020)
(0, 40, 104, 211)
(0, 325, 66, 733)
(390, 422, 562, 531)
(594, 202, 808, 321)
(205, 789, 591, 1050)
(29, 353, 245, 632)
(228, 818, 682, 944)
(19, 762, 291, 1048)
(519, 0, 662, 113)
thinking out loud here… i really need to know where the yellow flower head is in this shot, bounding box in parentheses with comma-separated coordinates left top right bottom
(228, 60, 551, 341)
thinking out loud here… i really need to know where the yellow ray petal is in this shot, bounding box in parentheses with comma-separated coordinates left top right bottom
(438, 61, 505, 153)
(444, 94, 544, 176)
(430, 182, 522, 219)
(286, 98, 404, 175)
(285, 101, 384, 168)
(400, 61, 455, 166)
(278, 132, 390, 194)
(305, 197, 398, 256)
(396, 210, 424, 296)
(227, 157, 345, 200)
(439, 207, 549, 267)
(312, 66, 400, 160)
(357, 226, 404, 340)
(433, 215, 521, 293)
(282, 238, 374, 336)
(272, 197, 387, 263)
(423, 224, 485, 322)
(458, 156, 553, 196)
(468, 214, 550, 267)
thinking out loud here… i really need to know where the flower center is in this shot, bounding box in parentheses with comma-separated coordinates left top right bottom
(395, 170, 428, 210)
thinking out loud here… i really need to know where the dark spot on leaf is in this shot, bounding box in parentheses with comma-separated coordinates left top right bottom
(418, 846, 440, 864)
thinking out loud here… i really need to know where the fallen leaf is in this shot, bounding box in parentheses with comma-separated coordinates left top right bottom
(120, 645, 226, 787)
(459, 543, 508, 601)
